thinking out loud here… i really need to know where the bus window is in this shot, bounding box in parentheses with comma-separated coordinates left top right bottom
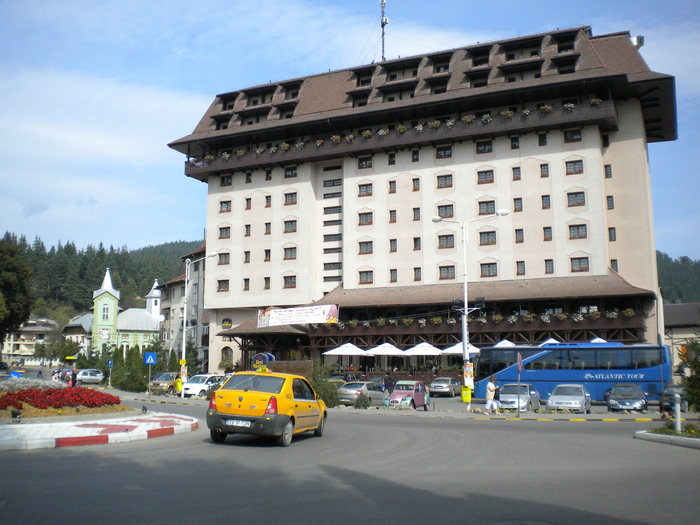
(567, 350, 596, 370)
(492, 350, 518, 373)
(597, 349, 631, 369)
(632, 349, 662, 369)
(525, 350, 563, 370)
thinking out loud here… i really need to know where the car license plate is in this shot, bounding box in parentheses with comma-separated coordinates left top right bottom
(225, 419, 251, 428)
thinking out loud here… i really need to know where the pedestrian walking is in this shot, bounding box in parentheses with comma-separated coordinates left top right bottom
(37, 365, 43, 379)
(71, 369, 78, 388)
(484, 376, 501, 415)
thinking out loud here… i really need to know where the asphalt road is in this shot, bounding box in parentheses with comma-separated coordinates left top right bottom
(1, 395, 698, 525)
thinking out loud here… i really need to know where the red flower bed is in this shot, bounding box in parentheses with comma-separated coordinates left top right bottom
(0, 388, 122, 410)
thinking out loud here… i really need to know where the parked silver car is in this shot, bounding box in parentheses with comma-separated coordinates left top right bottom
(76, 369, 104, 384)
(337, 381, 385, 406)
(546, 384, 591, 414)
(429, 377, 461, 397)
(498, 383, 541, 412)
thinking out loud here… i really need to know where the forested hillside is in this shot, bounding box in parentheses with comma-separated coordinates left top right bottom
(3, 233, 201, 324)
(657, 252, 700, 303)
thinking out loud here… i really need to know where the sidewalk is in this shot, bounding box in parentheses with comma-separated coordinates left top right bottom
(0, 410, 199, 451)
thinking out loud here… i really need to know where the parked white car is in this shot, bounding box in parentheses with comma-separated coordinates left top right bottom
(76, 369, 104, 384)
(182, 374, 225, 398)
(546, 384, 591, 414)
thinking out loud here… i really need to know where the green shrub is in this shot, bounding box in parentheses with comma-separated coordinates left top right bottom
(354, 393, 371, 409)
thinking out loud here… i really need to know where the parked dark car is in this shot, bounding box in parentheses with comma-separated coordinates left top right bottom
(329, 372, 361, 383)
(0, 362, 8, 370)
(366, 375, 395, 393)
(660, 385, 689, 413)
(605, 383, 647, 412)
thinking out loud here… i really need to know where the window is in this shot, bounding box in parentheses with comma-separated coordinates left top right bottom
(323, 219, 342, 226)
(245, 173, 252, 184)
(218, 253, 230, 265)
(358, 212, 373, 225)
(264, 223, 271, 234)
(219, 226, 230, 239)
(324, 262, 342, 270)
(388, 153, 396, 165)
(605, 165, 612, 179)
(564, 129, 582, 143)
(611, 259, 618, 272)
(220, 201, 231, 213)
(477, 170, 494, 184)
(511, 137, 520, 149)
(571, 257, 590, 272)
(480, 263, 497, 277)
(568, 192, 585, 207)
(413, 208, 421, 221)
(608, 227, 616, 242)
(390, 269, 397, 282)
(388, 180, 396, 193)
(607, 196, 614, 210)
(324, 247, 342, 253)
(355, 240, 374, 255)
(439, 234, 455, 248)
(412, 178, 420, 191)
(389, 210, 397, 223)
(566, 160, 584, 175)
(324, 206, 342, 214)
(284, 247, 297, 260)
(323, 192, 341, 200)
(244, 251, 250, 263)
(283, 276, 297, 288)
(515, 229, 524, 243)
(245, 197, 251, 210)
(265, 195, 271, 207)
(359, 271, 373, 284)
(358, 183, 373, 196)
(217, 280, 230, 292)
(284, 166, 297, 178)
(569, 224, 588, 239)
(439, 265, 456, 280)
(324, 276, 342, 282)
(512, 167, 521, 181)
(437, 174, 453, 188)
(265, 169, 272, 181)
(476, 140, 493, 154)
(480, 231, 496, 245)
(220, 175, 232, 187)
(324, 179, 341, 187)
(264, 277, 270, 289)
(285, 192, 297, 205)
(545, 259, 554, 274)
(413, 237, 421, 251)
(602, 134, 610, 147)
(542, 195, 551, 209)
(264, 249, 271, 262)
(543, 227, 552, 241)
(284, 220, 297, 233)
(436, 145, 452, 159)
(412, 150, 420, 162)
(516, 261, 526, 276)
(358, 157, 373, 169)
(243, 278, 249, 291)
(102, 304, 109, 321)
(540, 164, 549, 177)
(414, 268, 422, 281)
(438, 204, 454, 218)
(538, 133, 547, 146)
(389, 239, 397, 252)
(514, 198, 523, 212)
(479, 201, 495, 215)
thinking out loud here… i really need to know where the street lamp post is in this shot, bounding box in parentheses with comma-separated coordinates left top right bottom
(432, 210, 509, 394)
(181, 251, 217, 398)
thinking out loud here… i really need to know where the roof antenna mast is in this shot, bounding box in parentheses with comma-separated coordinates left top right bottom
(380, 0, 388, 61)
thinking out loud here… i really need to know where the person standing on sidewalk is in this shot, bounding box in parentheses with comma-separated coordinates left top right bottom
(484, 376, 501, 415)
(37, 365, 43, 379)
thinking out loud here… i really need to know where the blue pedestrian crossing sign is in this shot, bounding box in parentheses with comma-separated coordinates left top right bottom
(144, 352, 157, 365)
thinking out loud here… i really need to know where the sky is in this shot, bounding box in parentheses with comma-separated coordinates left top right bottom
(1, 0, 698, 259)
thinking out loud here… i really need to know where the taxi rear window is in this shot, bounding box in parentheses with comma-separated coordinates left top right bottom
(221, 374, 285, 394)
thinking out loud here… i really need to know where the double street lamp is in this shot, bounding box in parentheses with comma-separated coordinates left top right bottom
(181, 251, 217, 398)
(432, 210, 510, 387)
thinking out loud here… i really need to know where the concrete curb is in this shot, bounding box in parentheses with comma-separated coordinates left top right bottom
(0, 412, 199, 451)
(634, 430, 700, 450)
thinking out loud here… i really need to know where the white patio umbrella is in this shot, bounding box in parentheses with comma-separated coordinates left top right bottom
(323, 343, 366, 356)
(366, 342, 404, 356)
(494, 339, 516, 347)
(403, 342, 443, 356)
(442, 343, 481, 356)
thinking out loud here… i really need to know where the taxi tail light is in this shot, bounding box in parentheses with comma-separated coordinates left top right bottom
(265, 396, 278, 414)
(208, 394, 217, 410)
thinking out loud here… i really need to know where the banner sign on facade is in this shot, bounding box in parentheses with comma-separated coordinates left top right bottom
(257, 304, 339, 328)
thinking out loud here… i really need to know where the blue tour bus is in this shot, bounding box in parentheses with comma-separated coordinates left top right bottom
(473, 342, 671, 401)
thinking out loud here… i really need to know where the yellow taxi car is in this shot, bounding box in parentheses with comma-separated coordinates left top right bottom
(206, 370, 327, 447)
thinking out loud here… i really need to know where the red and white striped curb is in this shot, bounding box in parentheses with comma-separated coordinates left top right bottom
(0, 413, 199, 451)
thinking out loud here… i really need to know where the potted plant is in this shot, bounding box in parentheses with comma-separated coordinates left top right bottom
(523, 313, 536, 322)
(553, 313, 568, 321)
(377, 318, 386, 326)
(499, 110, 514, 119)
(330, 134, 341, 144)
(445, 118, 456, 128)
(377, 128, 389, 136)
(348, 319, 359, 328)
(461, 115, 476, 124)
(563, 103, 575, 111)
(491, 314, 503, 323)
(204, 154, 215, 162)
(396, 124, 408, 134)
(402, 318, 414, 326)
(255, 147, 265, 155)
(590, 98, 602, 106)
(589, 310, 601, 320)
(236, 149, 246, 158)
(481, 114, 492, 123)
(280, 142, 290, 151)
(522, 108, 531, 116)
(221, 152, 231, 161)
(295, 141, 305, 150)
(428, 120, 441, 129)
(414, 123, 424, 132)
(361, 129, 373, 139)
(623, 308, 635, 318)
(539, 104, 553, 114)
(430, 316, 443, 325)
(345, 133, 355, 142)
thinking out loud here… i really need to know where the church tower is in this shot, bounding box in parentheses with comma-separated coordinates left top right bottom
(91, 268, 120, 353)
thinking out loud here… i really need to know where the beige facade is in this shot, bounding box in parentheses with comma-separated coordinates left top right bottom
(170, 27, 676, 370)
